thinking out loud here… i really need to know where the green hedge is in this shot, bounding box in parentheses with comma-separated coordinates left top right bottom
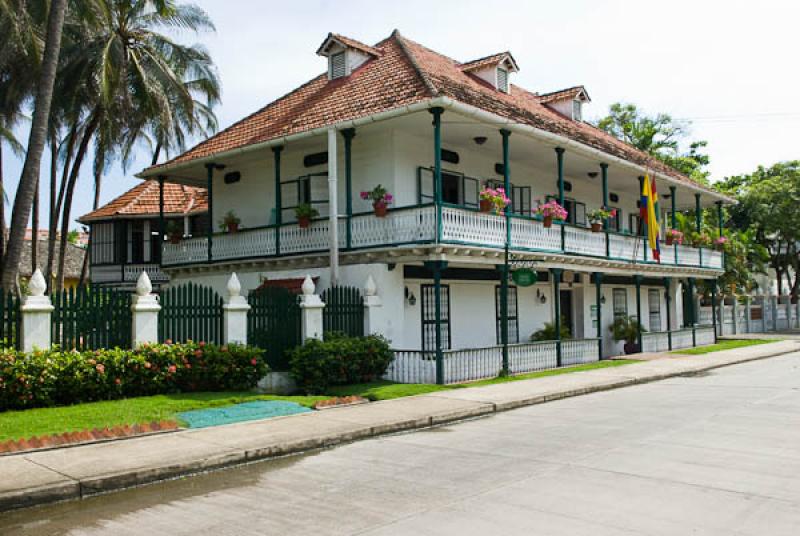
(0, 342, 267, 410)
(289, 333, 394, 394)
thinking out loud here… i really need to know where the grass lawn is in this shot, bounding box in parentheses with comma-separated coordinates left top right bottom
(0, 359, 640, 442)
(671, 338, 776, 355)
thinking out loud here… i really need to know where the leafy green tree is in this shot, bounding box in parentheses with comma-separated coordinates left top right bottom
(596, 103, 711, 183)
(716, 161, 800, 297)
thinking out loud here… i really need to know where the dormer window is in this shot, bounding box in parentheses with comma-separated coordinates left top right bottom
(330, 51, 346, 79)
(572, 99, 583, 121)
(317, 32, 380, 81)
(497, 67, 509, 93)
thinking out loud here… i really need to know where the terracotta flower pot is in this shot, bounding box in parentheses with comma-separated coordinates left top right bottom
(374, 203, 388, 218)
(666, 236, 674, 246)
(168, 234, 181, 245)
(227, 222, 239, 233)
(479, 199, 493, 213)
(298, 216, 311, 229)
(591, 222, 602, 233)
(543, 215, 553, 228)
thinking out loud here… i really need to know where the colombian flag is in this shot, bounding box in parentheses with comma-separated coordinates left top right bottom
(640, 175, 661, 262)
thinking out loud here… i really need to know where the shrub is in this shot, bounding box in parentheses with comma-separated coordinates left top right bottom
(289, 333, 394, 394)
(0, 342, 267, 411)
(610, 315, 646, 344)
(530, 320, 572, 342)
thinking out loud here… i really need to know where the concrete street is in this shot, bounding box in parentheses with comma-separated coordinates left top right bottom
(1, 351, 799, 535)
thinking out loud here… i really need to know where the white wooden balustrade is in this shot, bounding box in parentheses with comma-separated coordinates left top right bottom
(441, 207, 506, 248)
(162, 237, 208, 265)
(348, 206, 436, 248)
(510, 218, 561, 252)
(213, 227, 276, 261)
(563, 226, 606, 257)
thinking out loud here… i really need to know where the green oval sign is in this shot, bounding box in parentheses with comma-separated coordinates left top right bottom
(512, 268, 538, 287)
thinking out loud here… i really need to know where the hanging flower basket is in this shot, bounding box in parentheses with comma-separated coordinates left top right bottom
(478, 186, 510, 215)
(533, 200, 568, 229)
(361, 185, 393, 218)
(587, 207, 616, 233)
(665, 229, 683, 246)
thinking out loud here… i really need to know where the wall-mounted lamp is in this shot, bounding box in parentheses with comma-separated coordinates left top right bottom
(474, 136, 488, 146)
(536, 288, 547, 304)
(587, 171, 599, 179)
(601, 294, 606, 305)
(405, 286, 417, 306)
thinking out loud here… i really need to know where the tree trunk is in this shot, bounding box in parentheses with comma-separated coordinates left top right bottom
(79, 164, 102, 286)
(31, 178, 39, 272)
(151, 141, 162, 166)
(1, 0, 68, 290)
(56, 114, 98, 293)
(46, 126, 75, 292)
(0, 143, 5, 267)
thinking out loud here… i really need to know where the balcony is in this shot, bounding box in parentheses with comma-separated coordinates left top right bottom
(162, 204, 724, 271)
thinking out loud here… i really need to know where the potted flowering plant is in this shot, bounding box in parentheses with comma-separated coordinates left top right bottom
(665, 229, 684, 246)
(610, 315, 646, 355)
(218, 210, 241, 233)
(691, 232, 712, 248)
(165, 220, 183, 244)
(295, 203, 319, 229)
(533, 200, 568, 228)
(714, 236, 728, 251)
(587, 207, 616, 232)
(479, 186, 511, 214)
(360, 185, 393, 217)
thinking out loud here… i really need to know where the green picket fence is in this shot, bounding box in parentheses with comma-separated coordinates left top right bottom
(247, 287, 301, 371)
(51, 286, 132, 350)
(159, 282, 224, 344)
(322, 286, 364, 337)
(0, 288, 20, 349)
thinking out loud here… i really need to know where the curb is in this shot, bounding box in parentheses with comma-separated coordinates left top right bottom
(2, 343, 797, 513)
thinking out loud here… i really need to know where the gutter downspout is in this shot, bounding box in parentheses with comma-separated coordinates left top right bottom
(328, 128, 339, 286)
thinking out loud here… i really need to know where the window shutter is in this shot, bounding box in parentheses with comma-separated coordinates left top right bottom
(497, 68, 508, 92)
(418, 167, 434, 204)
(575, 202, 587, 226)
(330, 52, 346, 79)
(572, 100, 582, 121)
(463, 176, 479, 209)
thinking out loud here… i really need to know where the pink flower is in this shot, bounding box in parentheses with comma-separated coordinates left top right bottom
(198, 341, 206, 348)
(250, 358, 258, 366)
(194, 350, 203, 358)
(360, 191, 369, 200)
(115, 378, 121, 385)
(96, 364, 105, 374)
(144, 361, 152, 369)
(165, 339, 173, 345)
(168, 365, 177, 374)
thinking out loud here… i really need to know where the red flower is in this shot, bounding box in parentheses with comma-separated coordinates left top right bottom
(115, 378, 121, 385)
(168, 365, 177, 374)
(194, 350, 203, 358)
(198, 341, 206, 348)
(96, 364, 105, 374)
(250, 358, 257, 366)
(165, 339, 173, 345)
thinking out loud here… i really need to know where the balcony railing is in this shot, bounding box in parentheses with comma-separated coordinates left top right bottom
(161, 204, 724, 271)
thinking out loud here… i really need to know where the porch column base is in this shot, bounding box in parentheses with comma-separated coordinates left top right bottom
(223, 273, 251, 345)
(363, 275, 382, 335)
(21, 270, 54, 352)
(131, 272, 161, 348)
(300, 275, 325, 342)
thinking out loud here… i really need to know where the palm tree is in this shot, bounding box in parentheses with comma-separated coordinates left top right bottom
(1, 0, 68, 290)
(0, 122, 24, 264)
(53, 0, 219, 292)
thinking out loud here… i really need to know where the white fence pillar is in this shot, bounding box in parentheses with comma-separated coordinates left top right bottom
(786, 297, 793, 331)
(363, 275, 382, 335)
(21, 269, 54, 352)
(771, 295, 778, 331)
(299, 275, 324, 342)
(745, 296, 752, 333)
(223, 273, 251, 345)
(731, 299, 738, 334)
(131, 272, 161, 348)
(668, 280, 680, 331)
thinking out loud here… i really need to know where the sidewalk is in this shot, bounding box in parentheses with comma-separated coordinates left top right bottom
(2, 339, 798, 512)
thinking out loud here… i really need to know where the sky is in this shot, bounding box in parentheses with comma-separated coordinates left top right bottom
(4, 0, 800, 230)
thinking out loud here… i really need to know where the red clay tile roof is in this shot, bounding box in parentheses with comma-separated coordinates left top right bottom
(317, 32, 382, 57)
(538, 85, 590, 103)
(144, 31, 722, 197)
(78, 180, 207, 222)
(460, 52, 518, 72)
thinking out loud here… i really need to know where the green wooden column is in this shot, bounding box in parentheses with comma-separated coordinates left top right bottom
(711, 278, 719, 342)
(551, 268, 562, 366)
(669, 185, 678, 265)
(430, 107, 444, 242)
(500, 129, 511, 375)
(595, 272, 604, 359)
(688, 277, 697, 346)
(601, 163, 610, 257)
(715, 201, 723, 237)
(634, 274, 643, 351)
(157, 175, 165, 265)
(425, 260, 448, 385)
(272, 146, 283, 256)
(695, 193, 703, 267)
(555, 148, 565, 206)
(664, 277, 673, 350)
(638, 176, 648, 262)
(204, 163, 224, 262)
(342, 129, 356, 250)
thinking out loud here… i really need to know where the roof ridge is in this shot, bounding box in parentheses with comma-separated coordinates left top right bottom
(391, 30, 439, 97)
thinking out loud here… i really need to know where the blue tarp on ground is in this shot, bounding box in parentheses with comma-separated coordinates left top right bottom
(178, 401, 312, 429)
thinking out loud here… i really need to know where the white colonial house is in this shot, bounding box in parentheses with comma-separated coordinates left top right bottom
(137, 31, 731, 383)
